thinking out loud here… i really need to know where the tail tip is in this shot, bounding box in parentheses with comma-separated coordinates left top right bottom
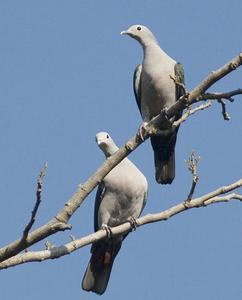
(155, 174, 174, 184)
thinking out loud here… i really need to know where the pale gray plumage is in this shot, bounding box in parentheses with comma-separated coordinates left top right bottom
(121, 25, 185, 184)
(82, 132, 148, 295)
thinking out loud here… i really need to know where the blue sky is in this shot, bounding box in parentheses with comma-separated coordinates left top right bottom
(0, 1, 241, 299)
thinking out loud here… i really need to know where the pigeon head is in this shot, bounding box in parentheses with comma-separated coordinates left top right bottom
(121, 24, 158, 46)
(95, 132, 119, 157)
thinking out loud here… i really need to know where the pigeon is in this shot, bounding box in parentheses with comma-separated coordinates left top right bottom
(121, 24, 185, 184)
(82, 132, 148, 295)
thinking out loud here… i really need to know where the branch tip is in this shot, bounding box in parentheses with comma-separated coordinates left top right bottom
(22, 163, 48, 241)
(45, 240, 55, 250)
(185, 150, 201, 202)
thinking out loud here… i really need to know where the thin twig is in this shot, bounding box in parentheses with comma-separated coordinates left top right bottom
(204, 193, 242, 205)
(217, 99, 230, 120)
(45, 240, 55, 250)
(22, 163, 48, 241)
(185, 151, 201, 202)
(197, 90, 241, 120)
(173, 101, 212, 128)
(198, 89, 242, 101)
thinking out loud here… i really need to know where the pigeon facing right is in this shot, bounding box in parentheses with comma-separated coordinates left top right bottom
(82, 132, 148, 295)
(121, 25, 185, 184)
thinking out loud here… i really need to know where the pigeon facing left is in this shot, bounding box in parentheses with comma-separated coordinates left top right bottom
(82, 132, 148, 295)
(121, 25, 185, 184)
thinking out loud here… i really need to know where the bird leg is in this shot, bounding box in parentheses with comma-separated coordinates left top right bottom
(138, 122, 148, 141)
(128, 217, 138, 231)
(101, 224, 113, 238)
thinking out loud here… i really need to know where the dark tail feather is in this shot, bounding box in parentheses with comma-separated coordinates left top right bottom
(151, 134, 177, 184)
(82, 240, 122, 295)
(82, 258, 114, 295)
(154, 149, 175, 184)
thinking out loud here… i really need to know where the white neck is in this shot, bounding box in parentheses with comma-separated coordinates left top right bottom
(143, 41, 174, 64)
(103, 142, 119, 157)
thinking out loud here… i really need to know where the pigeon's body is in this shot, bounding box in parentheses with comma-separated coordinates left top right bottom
(138, 46, 176, 122)
(122, 25, 185, 184)
(82, 132, 148, 295)
(97, 159, 147, 228)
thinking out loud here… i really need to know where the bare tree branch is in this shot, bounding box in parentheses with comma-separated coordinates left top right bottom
(217, 99, 231, 120)
(197, 89, 242, 120)
(0, 178, 241, 270)
(173, 101, 212, 128)
(22, 163, 48, 241)
(185, 151, 201, 202)
(198, 89, 242, 101)
(0, 53, 241, 264)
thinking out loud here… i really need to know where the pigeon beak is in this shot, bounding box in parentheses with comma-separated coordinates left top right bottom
(96, 138, 105, 147)
(96, 139, 102, 146)
(120, 30, 128, 35)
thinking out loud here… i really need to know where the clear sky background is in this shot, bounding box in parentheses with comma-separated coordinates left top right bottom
(0, 1, 241, 299)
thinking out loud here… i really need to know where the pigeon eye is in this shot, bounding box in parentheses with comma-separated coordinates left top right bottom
(137, 26, 141, 31)
(106, 135, 109, 139)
